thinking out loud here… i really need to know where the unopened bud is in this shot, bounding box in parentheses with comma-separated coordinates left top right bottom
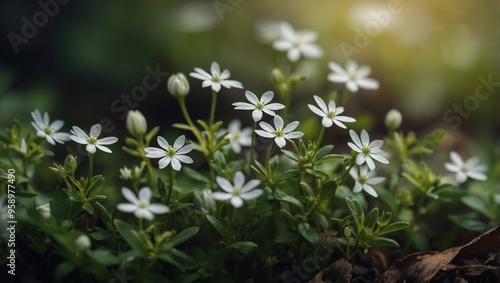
(37, 203, 51, 219)
(126, 110, 148, 138)
(385, 109, 402, 131)
(64, 155, 78, 175)
(168, 73, 190, 98)
(75, 235, 91, 251)
(272, 68, 286, 85)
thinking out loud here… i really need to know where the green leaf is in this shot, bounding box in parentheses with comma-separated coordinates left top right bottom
(157, 253, 186, 272)
(248, 204, 273, 216)
(87, 250, 120, 265)
(206, 215, 228, 239)
(297, 223, 319, 245)
(182, 166, 210, 183)
(87, 195, 107, 201)
(82, 202, 94, 215)
(274, 190, 304, 210)
(227, 241, 258, 254)
(315, 154, 345, 165)
(144, 126, 160, 144)
(378, 221, 410, 236)
(368, 236, 400, 248)
(277, 169, 300, 181)
(345, 198, 363, 220)
(312, 212, 329, 230)
(114, 219, 148, 257)
(172, 123, 193, 131)
(301, 182, 314, 198)
(274, 232, 299, 244)
(122, 146, 141, 157)
(313, 145, 333, 163)
(281, 149, 299, 161)
(87, 175, 105, 194)
(89, 230, 113, 241)
(168, 227, 199, 247)
(449, 214, 490, 232)
(461, 195, 491, 218)
(251, 160, 267, 178)
(125, 137, 139, 147)
(228, 160, 247, 172)
(212, 150, 226, 167)
(50, 187, 67, 223)
(364, 208, 379, 230)
(54, 262, 76, 279)
(96, 202, 113, 231)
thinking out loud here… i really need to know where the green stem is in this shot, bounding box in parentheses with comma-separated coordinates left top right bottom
(88, 154, 94, 184)
(209, 90, 217, 128)
(177, 97, 204, 147)
(250, 122, 257, 167)
(166, 167, 175, 204)
(341, 88, 351, 108)
(316, 126, 326, 149)
(139, 218, 144, 231)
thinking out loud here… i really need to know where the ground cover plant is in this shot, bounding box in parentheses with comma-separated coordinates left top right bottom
(1, 18, 500, 283)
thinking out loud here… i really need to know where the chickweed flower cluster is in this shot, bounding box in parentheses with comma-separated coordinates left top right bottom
(1, 20, 495, 283)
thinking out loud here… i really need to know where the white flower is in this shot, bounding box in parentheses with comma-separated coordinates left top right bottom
(348, 129, 389, 171)
(349, 166, 385, 198)
(272, 22, 323, 62)
(70, 124, 118, 154)
(444, 151, 487, 184)
(223, 120, 252, 153)
(328, 61, 379, 93)
(117, 187, 169, 220)
(255, 115, 304, 148)
(233, 90, 285, 122)
(31, 110, 70, 145)
(212, 171, 263, 208)
(189, 61, 243, 92)
(145, 135, 194, 171)
(36, 203, 51, 219)
(308, 95, 356, 128)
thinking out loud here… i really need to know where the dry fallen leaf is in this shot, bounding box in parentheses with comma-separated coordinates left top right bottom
(382, 226, 500, 283)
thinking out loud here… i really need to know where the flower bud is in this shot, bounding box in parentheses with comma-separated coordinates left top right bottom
(64, 155, 78, 175)
(168, 73, 190, 98)
(126, 110, 148, 138)
(385, 109, 402, 131)
(271, 68, 286, 85)
(75, 235, 91, 251)
(120, 166, 132, 180)
(202, 188, 216, 213)
(36, 203, 51, 219)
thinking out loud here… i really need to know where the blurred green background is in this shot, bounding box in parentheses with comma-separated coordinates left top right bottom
(1, 0, 499, 182)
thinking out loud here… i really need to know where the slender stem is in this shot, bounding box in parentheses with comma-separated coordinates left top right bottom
(317, 126, 326, 149)
(166, 167, 175, 204)
(209, 90, 218, 128)
(250, 122, 257, 167)
(177, 97, 204, 146)
(88, 154, 94, 184)
(139, 218, 144, 231)
(265, 142, 276, 165)
(341, 88, 351, 108)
